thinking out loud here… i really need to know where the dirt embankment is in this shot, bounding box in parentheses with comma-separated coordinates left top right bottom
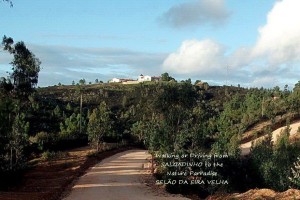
(207, 189, 300, 200)
(217, 118, 300, 199)
(240, 121, 300, 155)
(241, 113, 300, 144)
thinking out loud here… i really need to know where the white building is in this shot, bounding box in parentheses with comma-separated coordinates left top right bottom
(109, 78, 121, 83)
(138, 74, 161, 82)
(109, 78, 134, 83)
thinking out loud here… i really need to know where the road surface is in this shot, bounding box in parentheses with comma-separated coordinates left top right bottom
(63, 150, 189, 200)
(241, 121, 300, 155)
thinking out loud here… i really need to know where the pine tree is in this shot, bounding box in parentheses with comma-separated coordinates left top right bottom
(2, 36, 41, 97)
(87, 102, 112, 151)
(60, 113, 81, 139)
(8, 113, 29, 170)
(53, 105, 61, 117)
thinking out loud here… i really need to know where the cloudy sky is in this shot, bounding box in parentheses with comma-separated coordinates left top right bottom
(0, 0, 299, 88)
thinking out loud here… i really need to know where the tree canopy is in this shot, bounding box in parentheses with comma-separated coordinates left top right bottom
(161, 72, 175, 82)
(87, 101, 112, 151)
(2, 36, 41, 97)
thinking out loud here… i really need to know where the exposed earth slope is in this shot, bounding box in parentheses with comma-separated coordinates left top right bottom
(240, 121, 300, 155)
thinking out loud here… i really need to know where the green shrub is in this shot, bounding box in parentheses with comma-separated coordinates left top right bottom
(34, 131, 50, 151)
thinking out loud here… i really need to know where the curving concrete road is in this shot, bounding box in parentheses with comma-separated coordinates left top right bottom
(241, 121, 300, 155)
(63, 150, 189, 200)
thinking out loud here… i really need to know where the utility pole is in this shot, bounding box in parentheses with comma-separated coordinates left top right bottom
(225, 65, 229, 96)
(80, 93, 82, 134)
(261, 96, 265, 117)
(226, 65, 229, 86)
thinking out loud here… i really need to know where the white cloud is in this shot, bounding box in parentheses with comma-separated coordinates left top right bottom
(252, 0, 300, 65)
(163, 39, 226, 77)
(227, 47, 252, 69)
(159, 0, 230, 28)
(163, 0, 300, 88)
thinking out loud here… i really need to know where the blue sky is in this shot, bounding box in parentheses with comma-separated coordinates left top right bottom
(1, 0, 299, 88)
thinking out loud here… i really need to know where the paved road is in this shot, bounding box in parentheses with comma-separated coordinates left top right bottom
(64, 150, 189, 200)
(241, 121, 300, 155)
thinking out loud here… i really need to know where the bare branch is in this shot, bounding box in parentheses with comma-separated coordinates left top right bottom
(2, 0, 13, 7)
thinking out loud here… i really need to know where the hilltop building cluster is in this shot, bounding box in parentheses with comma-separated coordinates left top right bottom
(109, 74, 161, 84)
